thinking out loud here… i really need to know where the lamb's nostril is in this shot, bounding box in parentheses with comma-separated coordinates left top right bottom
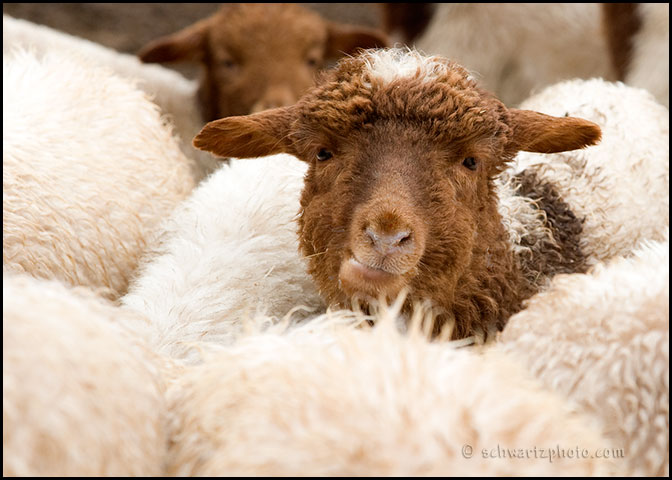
(365, 226, 413, 254)
(395, 231, 412, 245)
(365, 227, 379, 246)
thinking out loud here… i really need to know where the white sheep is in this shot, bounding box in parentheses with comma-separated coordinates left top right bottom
(3, 273, 169, 476)
(498, 234, 669, 476)
(3, 49, 195, 300)
(2, 14, 217, 179)
(164, 308, 621, 476)
(413, 4, 616, 106)
(2, 267, 624, 476)
(498, 77, 669, 274)
(121, 154, 324, 363)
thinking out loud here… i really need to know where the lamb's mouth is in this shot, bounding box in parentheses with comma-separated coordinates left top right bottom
(338, 257, 408, 300)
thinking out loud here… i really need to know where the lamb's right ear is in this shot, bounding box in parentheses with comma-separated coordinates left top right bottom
(137, 18, 210, 63)
(508, 109, 602, 154)
(193, 107, 294, 159)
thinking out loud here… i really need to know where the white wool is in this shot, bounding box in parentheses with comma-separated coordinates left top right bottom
(361, 47, 452, 85)
(625, 3, 669, 108)
(498, 234, 669, 476)
(415, 4, 615, 106)
(121, 154, 324, 363)
(3, 273, 168, 476)
(3, 49, 194, 300)
(496, 177, 555, 267)
(165, 310, 621, 476)
(2, 14, 217, 180)
(504, 78, 669, 266)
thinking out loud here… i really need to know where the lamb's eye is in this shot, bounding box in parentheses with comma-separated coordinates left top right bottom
(306, 57, 320, 68)
(316, 148, 333, 162)
(462, 156, 477, 171)
(219, 58, 237, 70)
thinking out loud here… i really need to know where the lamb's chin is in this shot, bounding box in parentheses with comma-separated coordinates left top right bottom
(337, 257, 408, 303)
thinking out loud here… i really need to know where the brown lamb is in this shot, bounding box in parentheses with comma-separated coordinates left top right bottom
(138, 3, 389, 121)
(193, 49, 601, 339)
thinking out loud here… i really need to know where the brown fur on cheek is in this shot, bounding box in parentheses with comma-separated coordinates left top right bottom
(297, 165, 356, 306)
(405, 195, 478, 327)
(391, 161, 523, 339)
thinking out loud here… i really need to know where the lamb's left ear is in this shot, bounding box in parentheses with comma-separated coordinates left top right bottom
(508, 109, 602, 154)
(193, 107, 294, 159)
(325, 22, 390, 58)
(137, 18, 211, 64)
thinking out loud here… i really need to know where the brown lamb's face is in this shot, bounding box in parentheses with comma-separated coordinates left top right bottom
(138, 4, 389, 121)
(288, 73, 510, 309)
(299, 123, 496, 308)
(193, 49, 601, 317)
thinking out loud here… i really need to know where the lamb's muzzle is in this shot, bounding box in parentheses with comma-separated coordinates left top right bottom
(338, 258, 404, 302)
(340, 192, 427, 301)
(365, 228, 413, 256)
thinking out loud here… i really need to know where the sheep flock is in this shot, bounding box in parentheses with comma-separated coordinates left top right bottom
(3, 4, 669, 477)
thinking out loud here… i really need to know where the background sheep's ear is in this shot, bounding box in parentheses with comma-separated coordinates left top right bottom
(325, 21, 390, 58)
(508, 109, 602, 153)
(193, 107, 294, 159)
(137, 18, 210, 63)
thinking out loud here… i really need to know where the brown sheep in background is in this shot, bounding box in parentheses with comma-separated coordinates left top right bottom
(138, 3, 389, 121)
(193, 48, 601, 339)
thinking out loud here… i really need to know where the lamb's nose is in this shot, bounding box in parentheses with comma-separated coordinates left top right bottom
(365, 226, 414, 255)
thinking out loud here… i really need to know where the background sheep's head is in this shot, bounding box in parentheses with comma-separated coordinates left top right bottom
(138, 3, 388, 121)
(195, 49, 601, 337)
